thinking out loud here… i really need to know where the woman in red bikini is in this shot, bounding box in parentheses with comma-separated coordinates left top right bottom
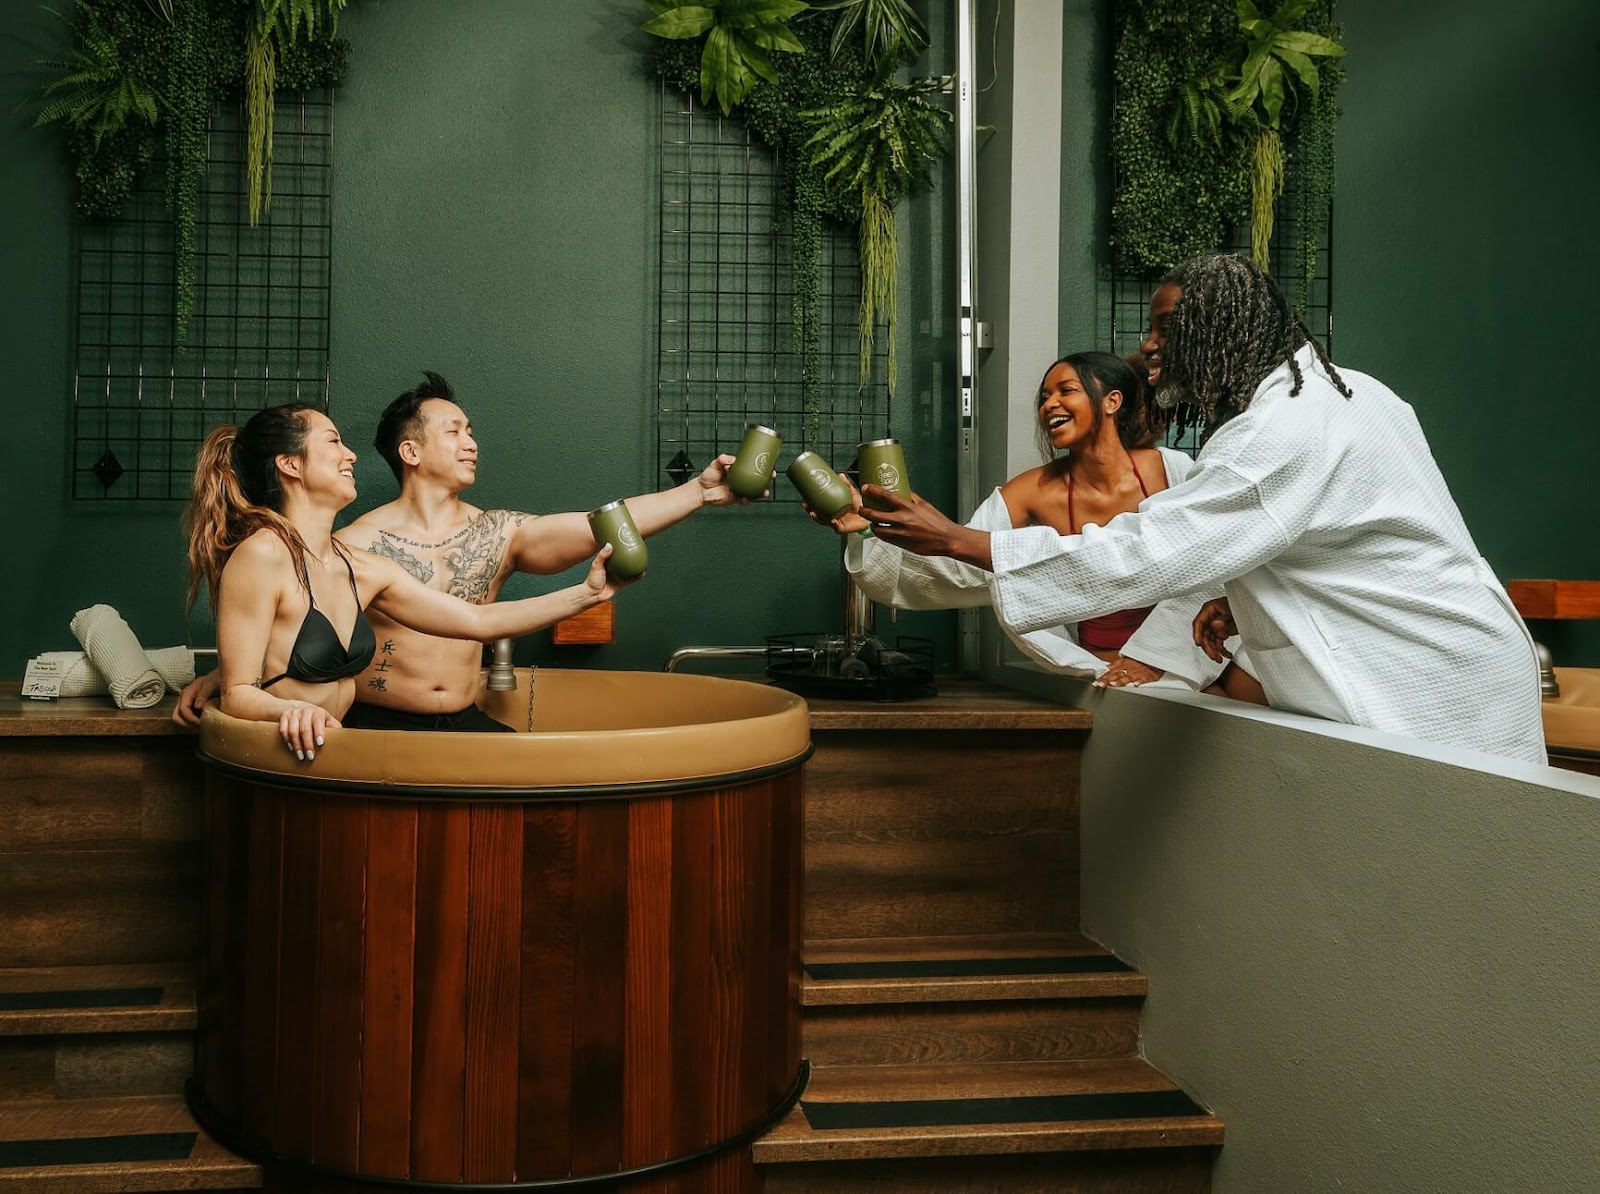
(828, 351, 1264, 699)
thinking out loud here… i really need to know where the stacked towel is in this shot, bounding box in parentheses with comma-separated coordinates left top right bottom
(32, 647, 195, 698)
(66, 605, 173, 709)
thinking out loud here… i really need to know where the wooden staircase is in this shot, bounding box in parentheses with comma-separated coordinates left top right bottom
(764, 702, 1223, 1191)
(0, 684, 1221, 1192)
(0, 733, 257, 1192)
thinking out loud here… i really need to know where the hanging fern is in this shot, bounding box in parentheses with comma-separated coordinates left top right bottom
(33, 1, 160, 147)
(802, 72, 947, 389)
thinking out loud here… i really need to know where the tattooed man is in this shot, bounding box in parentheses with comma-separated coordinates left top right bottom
(175, 371, 747, 731)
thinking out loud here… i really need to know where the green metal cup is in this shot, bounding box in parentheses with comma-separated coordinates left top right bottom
(587, 499, 648, 581)
(856, 437, 910, 511)
(727, 424, 781, 500)
(787, 451, 855, 522)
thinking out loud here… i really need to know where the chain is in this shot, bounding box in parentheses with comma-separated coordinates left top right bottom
(524, 663, 539, 732)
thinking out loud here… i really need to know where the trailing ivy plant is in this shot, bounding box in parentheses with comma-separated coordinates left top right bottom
(1113, 0, 1345, 309)
(34, 0, 347, 345)
(646, 1, 947, 420)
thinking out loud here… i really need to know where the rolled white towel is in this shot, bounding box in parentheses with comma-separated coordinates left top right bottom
(68, 605, 167, 709)
(34, 647, 196, 698)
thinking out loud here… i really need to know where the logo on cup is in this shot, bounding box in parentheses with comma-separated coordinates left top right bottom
(808, 467, 833, 488)
(618, 526, 639, 549)
(875, 462, 901, 490)
(755, 450, 772, 472)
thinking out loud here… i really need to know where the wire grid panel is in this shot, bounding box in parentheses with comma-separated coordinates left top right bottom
(1105, 168, 1334, 456)
(72, 91, 335, 501)
(655, 85, 890, 497)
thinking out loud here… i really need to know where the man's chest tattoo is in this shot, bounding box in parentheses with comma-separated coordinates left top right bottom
(370, 535, 435, 584)
(443, 511, 527, 602)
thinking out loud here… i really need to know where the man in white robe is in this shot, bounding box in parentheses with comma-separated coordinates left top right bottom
(862, 256, 1545, 765)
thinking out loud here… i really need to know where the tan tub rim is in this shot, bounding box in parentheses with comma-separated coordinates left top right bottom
(198, 669, 812, 799)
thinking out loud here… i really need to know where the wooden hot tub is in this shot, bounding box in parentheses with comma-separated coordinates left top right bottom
(188, 669, 810, 1193)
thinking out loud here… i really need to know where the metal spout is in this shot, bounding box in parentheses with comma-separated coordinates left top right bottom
(486, 637, 518, 691)
(1534, 640, 1560, 699)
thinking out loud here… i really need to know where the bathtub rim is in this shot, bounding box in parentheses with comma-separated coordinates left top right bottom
(196, 669, 814, 794)
(196, 742, 814, 801)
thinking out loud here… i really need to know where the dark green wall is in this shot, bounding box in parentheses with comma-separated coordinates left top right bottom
(1063, 0, 1600, 664)
(1332, 0, 1600, 664)
(2, 0, 957, 673)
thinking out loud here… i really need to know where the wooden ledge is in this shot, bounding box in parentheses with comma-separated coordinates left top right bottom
(1507, 579, 1600, 620)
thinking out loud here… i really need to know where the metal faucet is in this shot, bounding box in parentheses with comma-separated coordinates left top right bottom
(486, 637, 518, 691)
(1534, 640, 1560, 699)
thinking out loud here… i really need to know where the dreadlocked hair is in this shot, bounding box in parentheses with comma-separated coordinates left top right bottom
(1033, 351, 1151, 463)
(1160, 254, 1350, 435)
(185, 404, 319, 612)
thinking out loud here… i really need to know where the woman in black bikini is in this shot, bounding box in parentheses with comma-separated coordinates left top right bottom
(186, 404, 623, 760)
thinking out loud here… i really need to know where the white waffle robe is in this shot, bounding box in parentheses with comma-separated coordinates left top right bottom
(846, 447, 1236, 691)
(984, 346, 1545, 765)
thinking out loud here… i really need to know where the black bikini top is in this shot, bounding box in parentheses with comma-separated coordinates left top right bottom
(260, 552, 377, 689)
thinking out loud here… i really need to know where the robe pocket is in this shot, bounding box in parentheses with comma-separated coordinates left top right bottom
(1241, 642, 1350, 723)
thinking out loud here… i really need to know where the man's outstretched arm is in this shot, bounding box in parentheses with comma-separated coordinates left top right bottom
(505, 454, 748, 575)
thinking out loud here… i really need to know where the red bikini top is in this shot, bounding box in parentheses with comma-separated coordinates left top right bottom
(1070, 452, 1156, 652)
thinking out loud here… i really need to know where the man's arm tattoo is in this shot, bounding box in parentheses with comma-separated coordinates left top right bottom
(444, 511, 529, 602)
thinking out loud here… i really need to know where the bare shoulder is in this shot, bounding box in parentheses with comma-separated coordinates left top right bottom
(230, 527, 292, 567)
(1000, 463, 1059, 505)
(998, 464, 1056, 526)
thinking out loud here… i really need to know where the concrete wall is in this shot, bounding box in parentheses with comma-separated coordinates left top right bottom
(1005, 667, 1600, 1192)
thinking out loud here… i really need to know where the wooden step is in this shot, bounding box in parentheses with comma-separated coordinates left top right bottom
(752, 1059, 1223, 1165)
(0, 965, 195, 1037)
(0, 966, 196, 1103)
(0, 1094, 259, 1192)
(760, 1148, 1217, 1194)
(804, 933, 1146, 1005)
(0, 733, 202, 971)
(805, 729, 1083, 939)
(801, 934, 1145, 1067)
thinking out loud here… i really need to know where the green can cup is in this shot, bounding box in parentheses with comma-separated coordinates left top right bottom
(856, 437, 910, 511)
(587, 499, 649, 581)
(727, 424, 782, 500)
(786, 451, 855, 522)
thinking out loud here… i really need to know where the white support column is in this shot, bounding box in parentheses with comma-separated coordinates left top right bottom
(972, 0, 1066, 671)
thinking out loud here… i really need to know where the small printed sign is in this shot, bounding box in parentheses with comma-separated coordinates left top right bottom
(21, 657, 64, 700)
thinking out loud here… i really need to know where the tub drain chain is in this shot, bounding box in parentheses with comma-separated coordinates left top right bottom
(524, 664, 539, 732)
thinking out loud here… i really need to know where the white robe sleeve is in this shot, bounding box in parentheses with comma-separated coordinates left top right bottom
(846, 488, 1107, 676)
(988, 408, 1331, 636)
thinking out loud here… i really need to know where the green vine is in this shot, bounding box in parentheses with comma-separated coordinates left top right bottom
(34, 0, 348, 346)
(648, 2, 948, 423)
